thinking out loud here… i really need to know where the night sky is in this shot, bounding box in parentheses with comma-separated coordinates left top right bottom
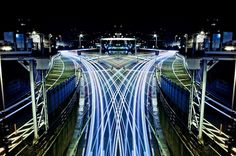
(1, 15, 235, 34)
(0, 1, 235, 34)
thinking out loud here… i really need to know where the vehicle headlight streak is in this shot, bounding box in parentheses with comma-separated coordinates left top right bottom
(84, 58, 148, 155)
(92, 59, 148, 156)
(60, 50, 176, 156)
(88, 59, 142, 155)
(91, 58, 160, 156)
(61, 51, 115, 155)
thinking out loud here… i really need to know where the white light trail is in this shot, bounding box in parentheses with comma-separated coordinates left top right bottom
(60, 50, 176, 156)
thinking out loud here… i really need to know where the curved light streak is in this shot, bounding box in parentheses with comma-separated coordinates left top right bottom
(60, 50, 176, 156)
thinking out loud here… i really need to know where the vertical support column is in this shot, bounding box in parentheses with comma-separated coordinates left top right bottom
(40, 34, 44, 56)
(184, 34, 188, 54)
(29, 60, 39, 142)
(42, 70, 49, 131)
(0, 55, 9, 154)
(188, 70, 195, 132)
(198, 59, 207, 143)
(192, 34, 197, 57)
(231, 60, 236, 111)
(135, 39, 137, 55)
(100, 39, 102, 55)
(228, 59, 236, 156)
(49, 34, 52, 53)
(0, 56, 5, 110)
(155, 36, 157, 48)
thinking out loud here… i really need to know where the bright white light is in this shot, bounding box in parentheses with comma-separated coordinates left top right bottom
(224, 46, 235, 51)
(153, 34, 157, 38)
(31, 34, 40, 43)
(79, 34, 83, 38)
(1, 46, 12, 51)
(197, 33, 205, 43)
(32, 31, 36, 35)
(211, 23, 216, 26)
(200, 31, 205, 35)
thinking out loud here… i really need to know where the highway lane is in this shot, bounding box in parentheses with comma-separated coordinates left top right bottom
(61, 50, 176, 156)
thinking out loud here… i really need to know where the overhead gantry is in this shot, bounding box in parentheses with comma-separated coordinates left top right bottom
(99, 37, 137, 55)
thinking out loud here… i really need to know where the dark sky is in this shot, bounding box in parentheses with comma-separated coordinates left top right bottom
(2, 15, 234, 34)
(1, 1, 235, 34)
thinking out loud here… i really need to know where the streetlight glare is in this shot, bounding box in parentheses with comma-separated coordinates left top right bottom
(200, 31, 205, 35)
(153, 34, 157, 48)
(79, 34, 83, 48)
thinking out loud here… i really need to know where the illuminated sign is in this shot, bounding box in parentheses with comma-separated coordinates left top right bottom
(16, 34, 25, 49)
(4, 32, 14, 43)
(212, 34, 221, 49)
(196, 34, 205, 43)
(223, 32, 233, 44)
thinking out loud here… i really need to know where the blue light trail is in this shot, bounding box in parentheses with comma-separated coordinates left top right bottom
(60, 50, 176, 156)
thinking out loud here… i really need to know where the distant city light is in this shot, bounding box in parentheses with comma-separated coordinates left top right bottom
(1, 46, 12, 51)
(197, 33, 205, 43)
(224, 46, 235, 51)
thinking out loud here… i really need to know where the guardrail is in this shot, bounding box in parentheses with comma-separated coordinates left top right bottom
(158, 53, 236, 155)
(47, 76, 76, 116)
(160, 76, 190, 123)
(45, 53, 61, 78)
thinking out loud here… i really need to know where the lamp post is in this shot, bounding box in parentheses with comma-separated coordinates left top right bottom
(79, 34, 83, 48)
(48, 34, 52, 53)
(175, 35, 178, 42)
(153, 34, 157, 48)
(40, 34, 44, 56)
(184, 34, 188, 53)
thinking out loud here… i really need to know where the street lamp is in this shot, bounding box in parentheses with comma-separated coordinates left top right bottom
(48, 34, 52, 53)
(175, 35, 178, 42)
(184, 34, 188, 53)
(79, 34, 83, 48)
(153, 34, 157, 48)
